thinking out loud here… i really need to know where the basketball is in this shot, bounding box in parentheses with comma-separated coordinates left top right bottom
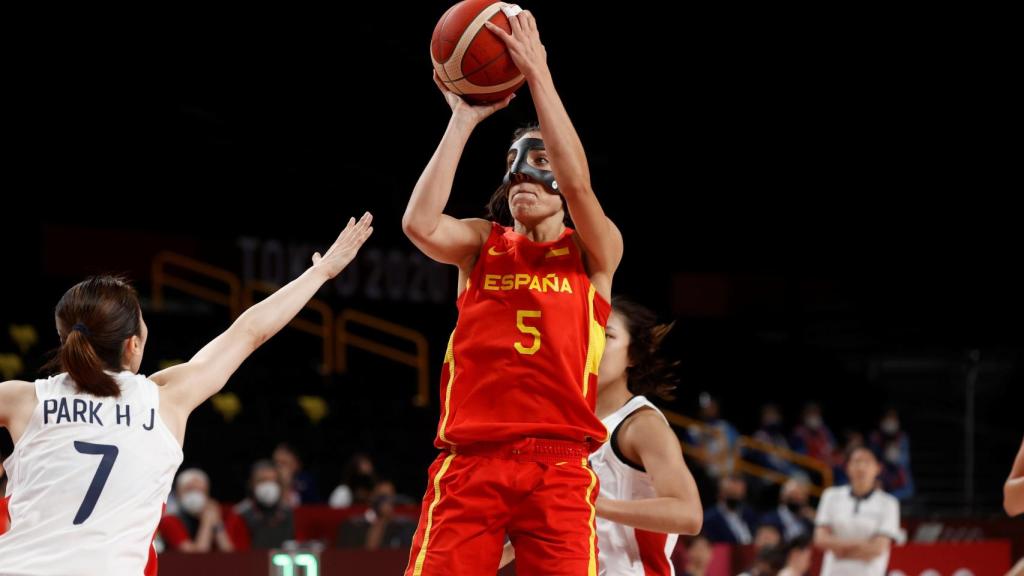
(431, 0, 526, 104)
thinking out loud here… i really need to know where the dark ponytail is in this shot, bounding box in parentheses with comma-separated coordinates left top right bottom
(43, 276, 142, 398)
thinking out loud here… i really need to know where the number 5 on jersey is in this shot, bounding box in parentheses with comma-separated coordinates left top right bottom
(515, 310, 541, 355)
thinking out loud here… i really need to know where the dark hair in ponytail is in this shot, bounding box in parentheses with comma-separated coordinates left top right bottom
(42, 276, 142, 398)
(611, 296, 679, 401)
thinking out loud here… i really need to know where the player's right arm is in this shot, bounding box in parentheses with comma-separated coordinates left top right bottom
(0, 380, 37, 442)
(401, 73, 513, 268)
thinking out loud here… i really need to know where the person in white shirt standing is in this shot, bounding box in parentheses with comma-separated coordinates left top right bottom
(814, 446, 901, 576)
(0, 214, 372, 576)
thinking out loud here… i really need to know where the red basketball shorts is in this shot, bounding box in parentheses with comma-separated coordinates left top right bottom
(404, 437, 600, 576)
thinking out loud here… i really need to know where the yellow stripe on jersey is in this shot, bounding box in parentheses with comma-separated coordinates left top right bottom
(582, 284, 606, 399)
(438, 330, 457, 447)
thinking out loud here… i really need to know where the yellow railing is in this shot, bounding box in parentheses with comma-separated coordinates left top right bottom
(151, 252, 430, 403)
(663, 410, 731, 472)
(734, 436, 833, 497)
(336, 310, 431, 407)
(243, 281, 336, 375)
(152, 252, 242, 318)
(663, 409, 832, 496)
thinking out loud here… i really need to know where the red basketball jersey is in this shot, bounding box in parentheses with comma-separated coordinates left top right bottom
(434, 223, 610, 451)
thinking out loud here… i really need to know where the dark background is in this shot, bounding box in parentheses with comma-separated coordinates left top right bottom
(2, 4, 1017, 515)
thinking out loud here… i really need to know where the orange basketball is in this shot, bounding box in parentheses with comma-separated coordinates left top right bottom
(431, 0, 526, 104)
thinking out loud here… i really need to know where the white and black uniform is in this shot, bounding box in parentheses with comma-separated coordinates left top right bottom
(590, 396, 676, 576)
(0, 371, 183, 575)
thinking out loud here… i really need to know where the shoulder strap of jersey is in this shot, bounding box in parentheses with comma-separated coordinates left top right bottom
(607, 396, 669, 472)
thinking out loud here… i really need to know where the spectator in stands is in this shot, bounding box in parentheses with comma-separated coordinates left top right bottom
(235, 460, 295, 549)
(694, 392, 738, 477)
(336, 479, 415, 550)
(778, 535, 813, 576)
(814, 447, 901, 576)
(791, 403, 838, 465)
(329, 452, 377, 509)
(1006, 433, 1024, 516)
(738, 545, 785, 576)
(680, 535, 712, 576)
(273, 442, 318, 506)
(702, 474, 757, 544)
(751, 404, 795, 474)
(753, 523, 782, 552)
(760, 477, 816, 543)
(869, 408, 915, 501)
(159, 468, 247, 552)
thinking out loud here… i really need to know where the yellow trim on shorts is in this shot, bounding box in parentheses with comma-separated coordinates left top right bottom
(583, 456, 599, 576)
(412, 453, 457, 576)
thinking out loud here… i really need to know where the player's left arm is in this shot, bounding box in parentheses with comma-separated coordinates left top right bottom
(153, 215, 373, 421)
(1005, 434, 1024, 516)
(486, 11, 623, 297)
(596, 410, 703, 535)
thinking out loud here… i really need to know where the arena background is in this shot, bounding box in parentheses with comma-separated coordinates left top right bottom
(2, 3, 1019, 574)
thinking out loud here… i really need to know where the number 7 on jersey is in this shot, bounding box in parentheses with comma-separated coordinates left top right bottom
(73, 441, 119, 525)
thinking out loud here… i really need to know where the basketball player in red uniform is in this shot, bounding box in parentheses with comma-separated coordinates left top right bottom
(401, 10, 622, 576)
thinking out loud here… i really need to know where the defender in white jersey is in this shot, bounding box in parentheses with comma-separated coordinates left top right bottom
(500, 298, 702, 575)
(0, 213, 373, 575)
(590, 299, 702, 576)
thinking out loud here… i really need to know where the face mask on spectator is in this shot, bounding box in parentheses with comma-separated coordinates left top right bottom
(255, 481, 281, 507)
(785, 501, 803, 514)
(724, 497, 741, 511)
(180, 490, 207, 516)
(804, 415, 822, 430)
(885, 444, 901, 464)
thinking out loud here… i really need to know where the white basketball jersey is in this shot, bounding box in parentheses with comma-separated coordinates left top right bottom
(590, 396, 677, 576)
(0, 371, 183, 575)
